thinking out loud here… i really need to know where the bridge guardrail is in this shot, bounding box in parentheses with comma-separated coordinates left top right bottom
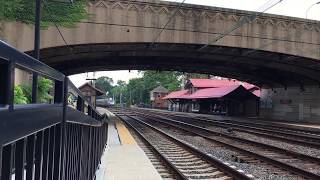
(0, 40, 108, 180)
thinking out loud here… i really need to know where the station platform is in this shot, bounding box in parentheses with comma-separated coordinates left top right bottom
(96, 108, 162, 180)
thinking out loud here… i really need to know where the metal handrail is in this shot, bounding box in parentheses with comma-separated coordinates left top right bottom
(0, 40, 108, 180)
(0, 40, 102, 118)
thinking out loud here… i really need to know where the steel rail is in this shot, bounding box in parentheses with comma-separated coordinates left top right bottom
(140, 108, 320, 136)
(149, 111, 320, 148)
(142, 109, 320, 144)
(121, 115, 253, 180)
(121, 116, 187, 180)
(136, 113, 320, 180)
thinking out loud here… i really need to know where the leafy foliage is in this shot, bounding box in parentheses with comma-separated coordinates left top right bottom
(0, 0, 88, 28)
(109, 71, 182, 105)
(14, 77, 54, 104)
(37, 77, 53, 103)
(81, 71, 207, 106)
(96, 76, 114, 94)
(14, 85, 28, 104)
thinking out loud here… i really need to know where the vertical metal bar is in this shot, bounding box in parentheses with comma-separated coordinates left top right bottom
(48, 126, 55, 180)
(54, 80, 63, 104)
(88, 106, 92, 116)
(26, 135, 36, 180)
(1, 145, 12, 180)
(66, 125, 71, 180)
(78, 126, 83, 179)
(34, 0, 41, 60)
(42, 129, 50, 180)
(87, 127, 92, 180)
(0, 62, 9, 105)
(8, 61, 15, 111)
(53, 124, 61, 180)
(78, 127, 83, 180)
(15, 138, 27, 180)
(0, 147, 2, 179)
(64, 125, 69, 180)
(35, 131, 44, 180)
(76, 97, 84, 112)
(32, 0, 41, 103)
(61, 77, 68, 180)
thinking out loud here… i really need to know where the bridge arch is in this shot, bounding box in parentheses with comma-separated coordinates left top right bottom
(35, 42, 320, 87)
(1, 0, 320, 87)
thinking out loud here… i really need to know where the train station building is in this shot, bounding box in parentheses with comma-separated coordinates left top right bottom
(163, 79, 260, 116)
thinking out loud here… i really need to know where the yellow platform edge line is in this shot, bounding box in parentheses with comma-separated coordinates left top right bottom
(115, 119, 137, 145)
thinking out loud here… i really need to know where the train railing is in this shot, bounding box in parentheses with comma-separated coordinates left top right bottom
(0, 40, 108, 180)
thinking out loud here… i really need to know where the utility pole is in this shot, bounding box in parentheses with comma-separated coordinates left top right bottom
(32, 0, 74, 103)
(32, 0, 41, 103)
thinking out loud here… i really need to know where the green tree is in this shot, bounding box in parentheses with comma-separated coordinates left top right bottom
(123, 71, 182, 105)
(111, 80, 127, 104)
(126, 78, 144, 105)
(95, 76, 114, 95)
(0, 0, 88, 28)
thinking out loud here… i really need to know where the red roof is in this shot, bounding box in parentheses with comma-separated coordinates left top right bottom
(252, 90, 261, 97)
(189, 79, 258, 91)
(189, 79, 239, 88)
(162, 90, 189, 99)
(186, 85, 240, 99)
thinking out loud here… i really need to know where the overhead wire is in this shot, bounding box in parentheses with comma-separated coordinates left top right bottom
(149, 0, 187, 47)
(42, 0, 72, 51)
(198, 0, 284, 51)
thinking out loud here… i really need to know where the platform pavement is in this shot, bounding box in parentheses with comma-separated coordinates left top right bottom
(96, 108, 162, 180)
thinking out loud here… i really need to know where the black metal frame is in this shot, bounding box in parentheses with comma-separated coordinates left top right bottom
(0, 40, 108, 180)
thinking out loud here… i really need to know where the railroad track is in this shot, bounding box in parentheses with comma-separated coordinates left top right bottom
(138, 114, 320, 179)
(111, 108, 320, 180)
(119, 115, 254, 180)
(128, 108, 320, 148)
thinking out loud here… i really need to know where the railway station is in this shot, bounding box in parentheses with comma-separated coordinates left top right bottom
(1, 0, 320, 180)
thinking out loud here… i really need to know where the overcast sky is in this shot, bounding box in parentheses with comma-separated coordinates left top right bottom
(69, 0, 320, 87)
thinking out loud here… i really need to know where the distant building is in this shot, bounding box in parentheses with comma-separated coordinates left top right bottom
(79, 82, 105, 108)
(163, 78, 260, 117)
(163, 90, 189, 112)
(150, 85, 169, 109)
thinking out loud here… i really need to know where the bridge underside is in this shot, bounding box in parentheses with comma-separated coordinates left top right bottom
(33, 43, 320, 88)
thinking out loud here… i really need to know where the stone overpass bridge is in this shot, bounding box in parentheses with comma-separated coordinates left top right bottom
(1, 0, 320, 87)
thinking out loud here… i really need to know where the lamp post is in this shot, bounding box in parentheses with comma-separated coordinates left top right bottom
(306, 1, 320, 19)
(32, 0, 74, 103)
